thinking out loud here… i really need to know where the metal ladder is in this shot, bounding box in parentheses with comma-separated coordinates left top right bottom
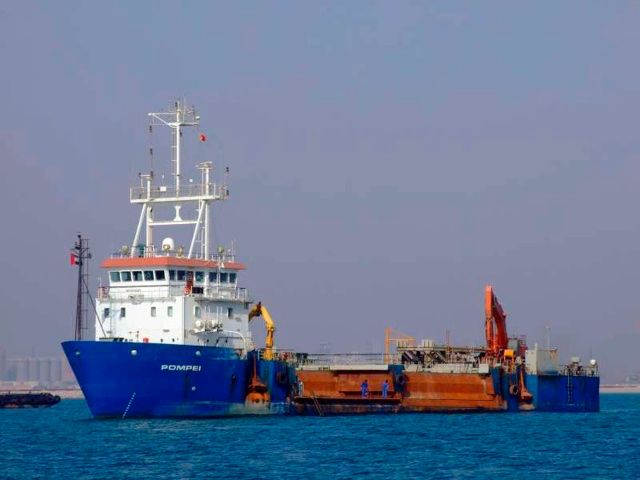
(311, 392, 324, 417)
(567, 374, 574, 405)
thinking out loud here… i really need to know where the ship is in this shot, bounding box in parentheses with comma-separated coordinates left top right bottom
(292, 286, 599, 414)
(0, 392, 61, 408)
(63, 100, 599, 418)
(63, 101, 292, 418)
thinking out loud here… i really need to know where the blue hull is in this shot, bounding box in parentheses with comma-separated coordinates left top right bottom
(62, 341, 292, 418)
(63, 341, 599, 417)
(526, 373, 600, 412)
(497, 370, 599, 412)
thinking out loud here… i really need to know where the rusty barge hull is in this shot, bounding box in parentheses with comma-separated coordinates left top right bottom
(293, 367, 507, 415)
(399, 370, 505, 412)
(292, 365, 598, 415)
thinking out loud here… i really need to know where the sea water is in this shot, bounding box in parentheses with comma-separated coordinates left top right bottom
(1, 394, 638, 479)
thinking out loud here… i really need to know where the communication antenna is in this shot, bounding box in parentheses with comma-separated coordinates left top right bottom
(148, 99, 199, 194)
(71, 234, 105, 339)
(72, 234, 91, 340)
(148, 123, 154, 173)
(545, 325, 551, 351)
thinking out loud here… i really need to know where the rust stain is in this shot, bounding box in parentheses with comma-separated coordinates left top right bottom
(294, 370, 505, 413)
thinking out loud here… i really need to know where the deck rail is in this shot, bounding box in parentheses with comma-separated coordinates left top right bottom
(130, 183, 228, 202)
(97, 285, 249, 302)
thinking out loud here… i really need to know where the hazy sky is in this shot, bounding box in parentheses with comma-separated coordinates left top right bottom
(1, 1, 639, 381)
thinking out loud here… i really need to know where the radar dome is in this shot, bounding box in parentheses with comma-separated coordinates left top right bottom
(162, 237, 175, 252)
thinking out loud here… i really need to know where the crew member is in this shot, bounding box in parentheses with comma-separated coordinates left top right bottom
(382, 379, 389, 398)
(361, 379, 369, 398)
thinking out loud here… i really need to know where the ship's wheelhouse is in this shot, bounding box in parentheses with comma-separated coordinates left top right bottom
(96, 256, 253, 352)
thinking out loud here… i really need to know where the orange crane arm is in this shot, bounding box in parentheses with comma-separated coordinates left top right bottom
(485, 285, 508, 356)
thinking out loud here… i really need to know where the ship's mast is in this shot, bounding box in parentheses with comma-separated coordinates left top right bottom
(129, 100, 228, 259)
(72, 234, 91, 340)
(149, 99, 200, 195)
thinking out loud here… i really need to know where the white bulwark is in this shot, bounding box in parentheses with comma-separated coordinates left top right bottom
(95, 100, 254, 354)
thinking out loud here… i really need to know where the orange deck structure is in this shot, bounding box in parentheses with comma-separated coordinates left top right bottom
(400, 371, 503, 412)
(289, 284, 598, 415)
(293, 368, 505, 415)
(293, 369, 401, 415)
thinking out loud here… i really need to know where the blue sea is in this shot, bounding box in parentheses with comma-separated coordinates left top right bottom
(1, 394, 638, 479)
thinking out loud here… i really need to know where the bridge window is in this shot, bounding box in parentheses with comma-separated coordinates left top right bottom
(229, 273, 237, 283)
(167, 306, 173, 317)
(120, 307, 126, 318)
(177, 270, 186, 281)
(155, 270, 165, 281)
(195, 271, 204, 282)
(121, 271, 132, 282)
(169, 270, 176, 281)
(151, 306, 156, 317)
(133, 271, 143, 281)
(103, 308, 110, 319)
(194, 306, 201, 318)
(220, 272, 228, 283)
(110, 271, 121, 282)
(209, 271, 217, 282)
(144, 270, 154, 281)
(227, 307, 233, 319)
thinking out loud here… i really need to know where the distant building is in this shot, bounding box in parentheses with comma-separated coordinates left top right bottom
(0, 354, 78, 388)
(15, 358, 29, 382)
(0, 351, 5, 380)
(38, 358, 51, 384)
(61, 357, 76, 383)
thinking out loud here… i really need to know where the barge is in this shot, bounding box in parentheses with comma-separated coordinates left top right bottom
(292, 286, 599, 414)
(0, 392, 61, 408)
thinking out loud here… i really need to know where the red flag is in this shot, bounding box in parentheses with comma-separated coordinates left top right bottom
(70, 252, 79, 265)
(199, 133, 207, 142)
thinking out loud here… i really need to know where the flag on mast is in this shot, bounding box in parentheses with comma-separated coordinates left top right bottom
(70, 252, 79, 265)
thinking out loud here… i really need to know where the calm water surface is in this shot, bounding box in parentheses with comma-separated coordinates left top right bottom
(1, 394, 638, 479)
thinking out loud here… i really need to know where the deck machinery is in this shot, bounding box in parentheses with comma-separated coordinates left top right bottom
(291, 285, 599, 414)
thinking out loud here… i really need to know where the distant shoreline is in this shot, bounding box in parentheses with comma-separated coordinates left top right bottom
(600, 385, 640, 394)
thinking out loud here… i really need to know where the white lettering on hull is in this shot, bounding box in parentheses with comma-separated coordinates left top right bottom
(161, 365, 202, 372)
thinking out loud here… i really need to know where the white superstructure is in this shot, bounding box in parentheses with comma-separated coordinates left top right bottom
(95, 100, 254, 354)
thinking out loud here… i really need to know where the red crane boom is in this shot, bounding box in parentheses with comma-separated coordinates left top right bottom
(485, 285, 508, 356)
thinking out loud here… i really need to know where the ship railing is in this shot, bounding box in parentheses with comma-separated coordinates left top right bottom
(560, 365, 599, 377)
(98, 285, 248, 302)
(130, 183, 228, 202)
(406, 362, 483, 374)
(193, 287, 249, 301)
(297, 353, 391, 367)
(109, 246, 237, 263)
(257, 349, 299, 363)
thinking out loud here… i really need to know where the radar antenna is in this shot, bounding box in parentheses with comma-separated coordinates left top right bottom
(129, 100, 228, 260)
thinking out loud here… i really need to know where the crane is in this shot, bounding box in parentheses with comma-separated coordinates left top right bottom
(384, 327, 416, 363)
(484, 285, 508, 357)
(248, 302, 275, 360)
